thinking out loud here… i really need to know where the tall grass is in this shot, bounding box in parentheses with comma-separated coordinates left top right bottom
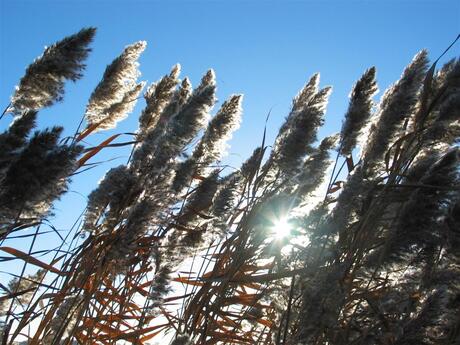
(0, 29, 459, 345)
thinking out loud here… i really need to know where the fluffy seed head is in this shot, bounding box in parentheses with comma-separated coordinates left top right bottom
(340, 67, 378, 156)
(10, 27, 96, 114)
(138, 64, 181, 137)
(85, 41, 146, 131)
(172, 94, 243, 192)
(362, 50, 428, 175)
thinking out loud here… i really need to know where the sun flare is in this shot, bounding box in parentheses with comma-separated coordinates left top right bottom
(271, 217, 292, 239)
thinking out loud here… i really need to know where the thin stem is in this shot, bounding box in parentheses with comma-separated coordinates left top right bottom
(0, 103, 12, 120)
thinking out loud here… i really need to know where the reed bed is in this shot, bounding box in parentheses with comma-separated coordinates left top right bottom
(0, 28, 459, 345)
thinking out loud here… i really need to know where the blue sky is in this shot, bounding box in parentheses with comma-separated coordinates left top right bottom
(0, 0, 459, 273)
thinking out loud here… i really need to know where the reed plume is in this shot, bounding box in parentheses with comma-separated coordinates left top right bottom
(9, 28, 95, 114)
(85, 41, 146, 131)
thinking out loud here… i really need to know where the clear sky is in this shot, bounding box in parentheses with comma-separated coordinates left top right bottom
(0, 0, 459, 282)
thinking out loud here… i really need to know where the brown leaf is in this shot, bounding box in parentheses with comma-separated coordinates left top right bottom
(0, 247, 64, 275)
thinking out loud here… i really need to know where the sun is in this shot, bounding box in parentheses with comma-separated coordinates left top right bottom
(271, 216, 292, 239)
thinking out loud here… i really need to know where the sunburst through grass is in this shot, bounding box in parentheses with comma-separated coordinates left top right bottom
(1, 28, 459, 345)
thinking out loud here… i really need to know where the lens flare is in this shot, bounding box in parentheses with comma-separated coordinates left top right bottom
(271, 216, 292, 238)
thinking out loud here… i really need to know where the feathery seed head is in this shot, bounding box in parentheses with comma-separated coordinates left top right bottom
(10, 27, 96, 114)
(170, 63, 181, 78)
(197, 93, 243, 156)
(380, 148, 460, 265)
(85, 40, 146, 131)
(147, 265, 172, 314)
(172, 93, 243, 192)
(276, 73, 321, 144)
(294, 133, 339, 198)
(165, 76, 193, 117)
(192, 69, 216, 97)
(181, 77, 192, 95)
(320, 133, 340, 151)
(240, 146, 264, 179)
(84, 165, 137, 233)
(0, 111, 37, 178)
(201, 69, 216, 87)
(210, 173, 242, 236)
(138, 64, 181, 135)
(96, 81, 145, 131)
(293, 73, 320, 113)
(272, 85, 332, 173)
(171, 334, 192, 345)
(362, 50, 429, 175)
(6, 269, 45, 307)
(340, 66, 378, 156)
(0, 127, 82, 221)
(140, 73, 217, 172)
